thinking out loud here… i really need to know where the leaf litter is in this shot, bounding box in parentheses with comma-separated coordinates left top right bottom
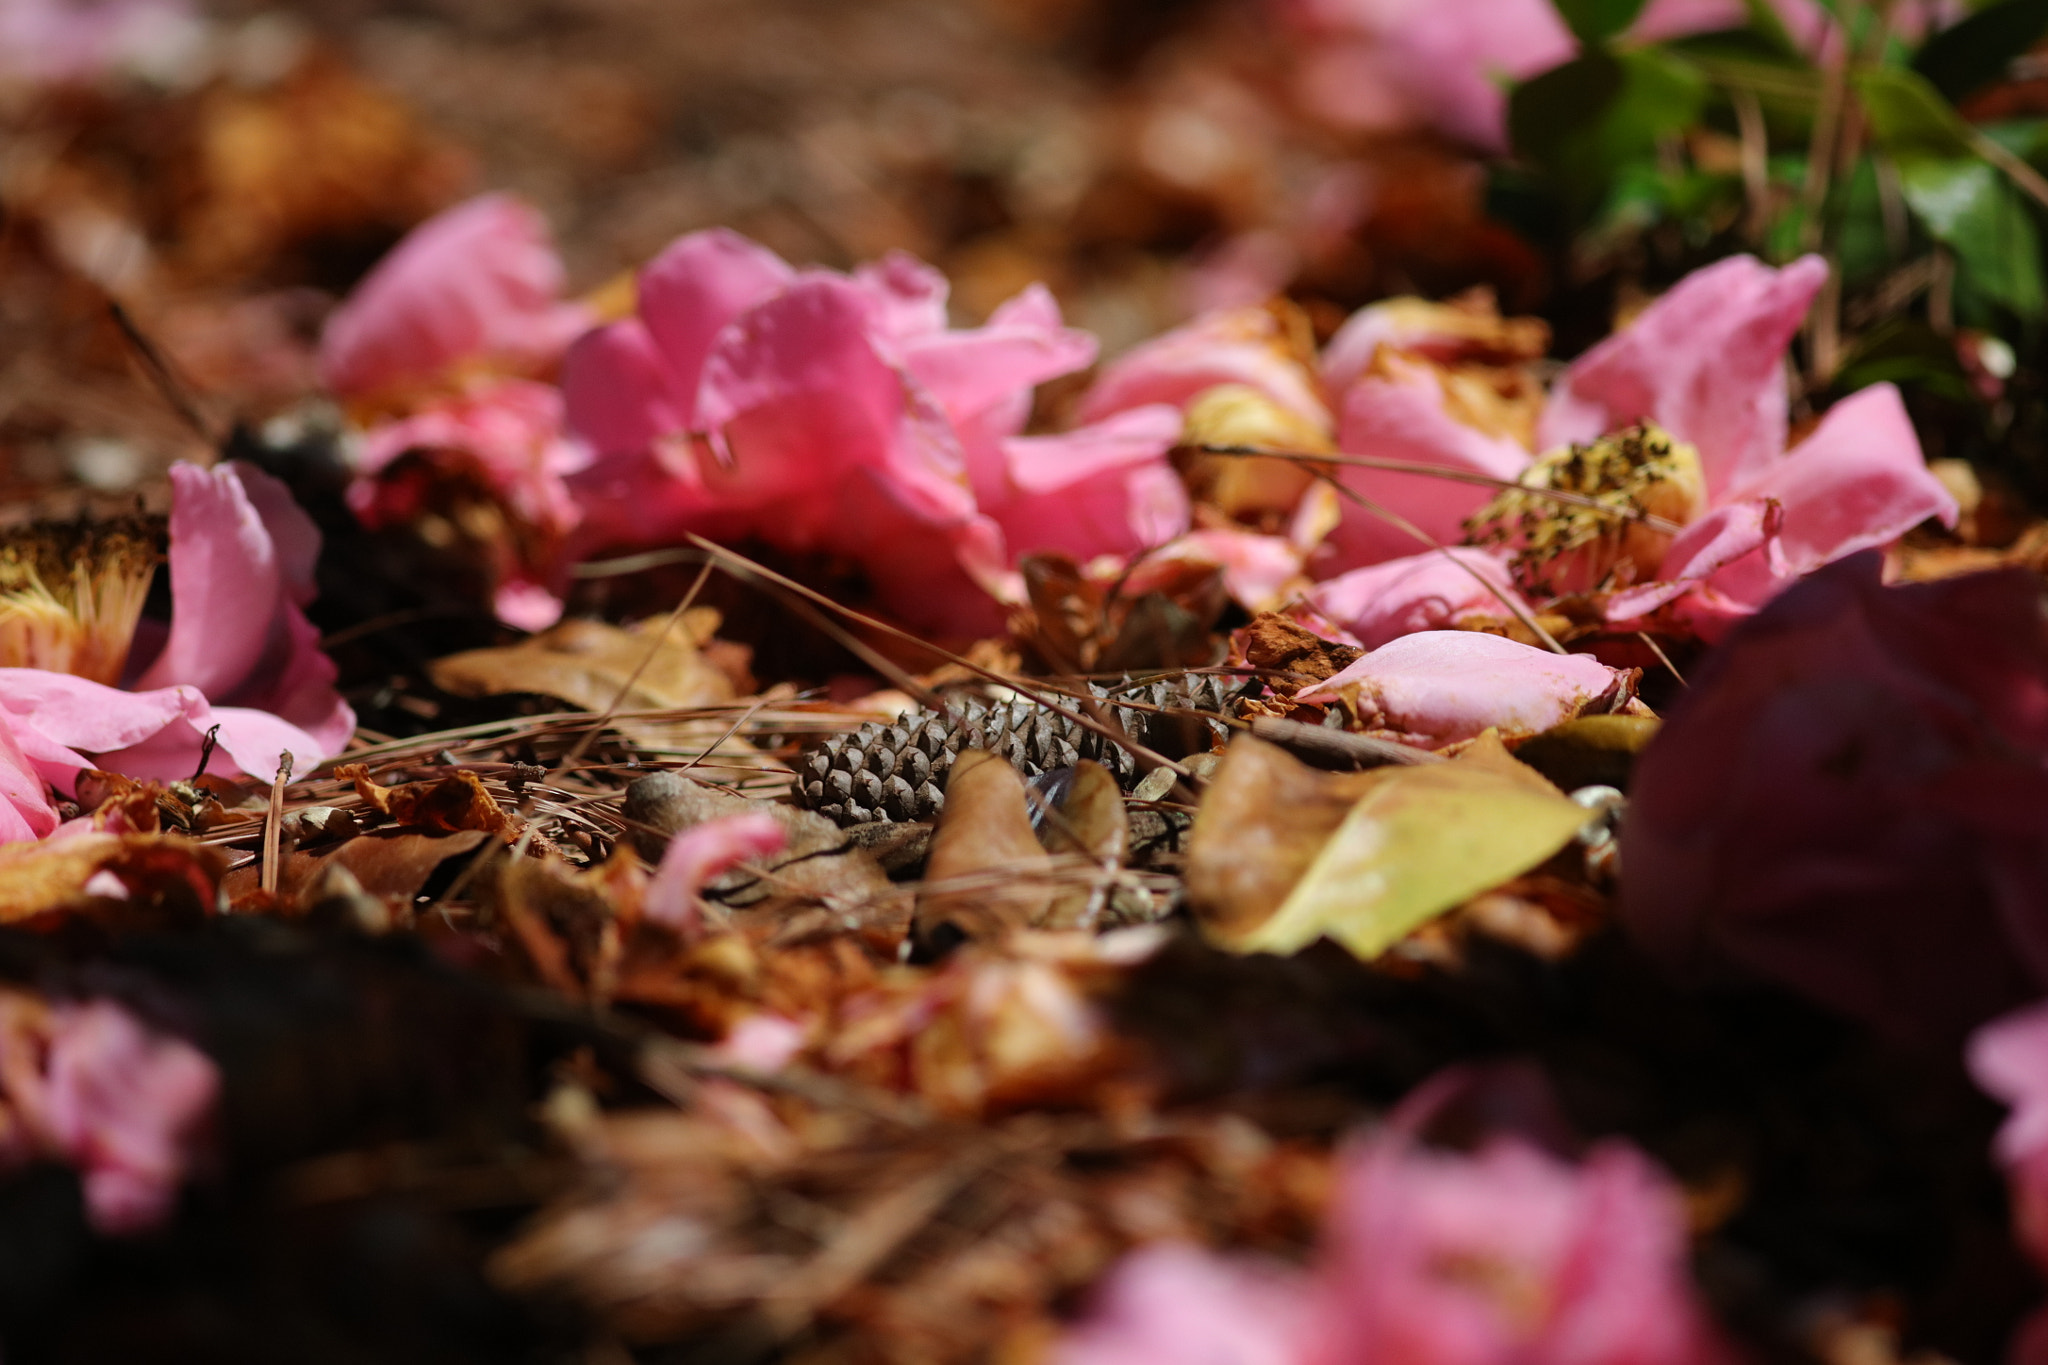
(5, 4, 2048, 1363)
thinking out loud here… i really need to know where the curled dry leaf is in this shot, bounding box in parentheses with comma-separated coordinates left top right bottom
(1188, 733, 1589, 959)
(429, 611, 747, 749)
(1236, 612, 1363, 686)
(1184, 736, 1385, 944)
(1040, 760, 1131, 930)
(0, 834, 226, 927)
(913, 751, 1053, 954)
(337, 764, 513, 837)
(223, 830, 494, 913)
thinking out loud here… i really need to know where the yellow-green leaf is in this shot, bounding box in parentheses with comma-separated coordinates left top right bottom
(1217, 744, 1589, 960)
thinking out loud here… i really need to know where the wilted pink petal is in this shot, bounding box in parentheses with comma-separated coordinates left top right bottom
(1605, 501, 1784, 625)
(42, 999, 217, 1236)
(1079, 307, 1330, 431)
(494, 581, 565, 633)
(708, 1013, 810, 1073)
(354, 379, 590, 540)
(1057, 1242, 1315, 1365)
(1139, 527, 1308, 613)
(1970, 1002, 2048, 1270)
(1322, 358, 1533, 571)
(1316, 1133, 1727, 1365)
(1622, 554, 2048, 1045)
(1541, 256, 1827, 501)
(992, 406, 1190, 562)
(0, 714, 57, 845)
(1297, 632, 1628, 745)
(1284, 0, 1575, 149)
(897, 283, 1097, 439)
(133, 463, 353, 759)
(319, 194, 589, 402)
(0, 0, 199, 86)
(1308, 548, 1529, 649)
(645, 813, 788, 935)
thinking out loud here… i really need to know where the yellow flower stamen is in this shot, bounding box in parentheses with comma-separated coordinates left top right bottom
(1465, 423, 1706, 597)
(0, 514, 164, 685)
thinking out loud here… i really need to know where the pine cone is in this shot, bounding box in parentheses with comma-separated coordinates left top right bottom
(792, 675, 1244, 826)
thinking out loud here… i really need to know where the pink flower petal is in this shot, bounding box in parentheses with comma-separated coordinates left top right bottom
(0, 672, 329, 785)
(1296, 631, 1628, 745)
(1307, 548, 1529, 649)
(134, 464, 354, 757)
(990, 406, 1190, 563)
(1056, 1242, 1315, 1365)
(695, 274, 975, 536)
(318, 194, 589, 401)
(43, 1000, 218, 1237)
(638, 228, 795, 427)
(1141, 528, 1308, 613)
(852, 250, 952, 340)
(135, 462, 283, 699)
(1715, 382, 1956, 582)
(1321, 358, 1532, 571)
(1540, 255, 1827, 500)
(355, 379, 589, 538)
(561, 317, 693, 458)
(1079, 306, 1329, 430)
(644, 812, 788, 934)
(1318, 1133, 1726, 1365)
(0, 714, 57, 844)
(896, 283, 1097, 437)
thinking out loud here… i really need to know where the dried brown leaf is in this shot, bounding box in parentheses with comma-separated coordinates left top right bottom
(913, 751, 1053, 953)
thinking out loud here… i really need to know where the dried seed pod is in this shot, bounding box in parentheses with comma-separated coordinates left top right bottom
(791, 674, 1247, 827)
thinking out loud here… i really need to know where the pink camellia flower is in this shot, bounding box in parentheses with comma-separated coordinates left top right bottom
(323, 195, 594, 629)
(1623, 553, 2048, 1046)
(561, 231, 1187, 634)
(0, 0, 201, 86)
(0, 992, 219, 1236)
(1059, 1241, 1315, 1365)
(1058, 1098, 1727, 1365)
(1296, 631, 1633, 746)
(1969, 1002, 2048, 1270)
(1542, 255, 1957, 638)
(319, 194, 590, 406)
(1272, 0, 1953, 148)
(1311, 1134, 1726, 1365)
(1966, 1001, 2048, 1363)
(348, 377, 590, 630)
(0, 461, 353, 793)
(643, 811, 787, 936)
(1276, 0, 1577, 149)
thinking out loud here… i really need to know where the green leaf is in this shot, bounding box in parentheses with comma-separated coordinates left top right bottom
(1220, 742, 1590, 960)
(1914, 0, 2048, 104)
(1856, 66, 1978, 158)
(1898, 155, 2046, 316)
(1554, 0, 1649, 43)
(1510, 48, 1707, 209)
